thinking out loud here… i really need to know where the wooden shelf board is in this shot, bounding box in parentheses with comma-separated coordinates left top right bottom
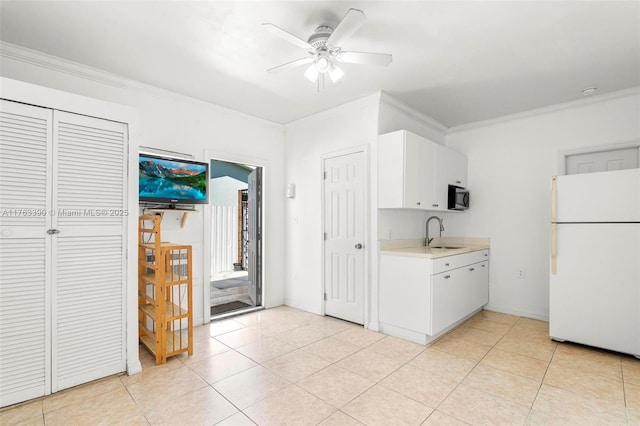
(141, 273, 189, 285)
(166, 330, 191, 355)
(139, 301, 188, 320)
(140, 335, 158, 357)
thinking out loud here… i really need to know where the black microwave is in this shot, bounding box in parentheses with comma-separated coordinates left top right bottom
(448, 185, 470, 210)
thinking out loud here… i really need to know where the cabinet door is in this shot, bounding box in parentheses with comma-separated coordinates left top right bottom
(473, 261, 489, 308)
(435, 145, 468, 210)
(0, 100, 53, 407)
(430, 270, 457, 335)
(378, 131, 406, 208)
(378, 130, 439, 210)
(458, 261, 489, 319)
(403, 132, 437, 210)
(402, 132, 422, 208)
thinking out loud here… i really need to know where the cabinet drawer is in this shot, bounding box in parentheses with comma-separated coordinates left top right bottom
(456, 249, 489, 267)
(431, 256, 458, 274)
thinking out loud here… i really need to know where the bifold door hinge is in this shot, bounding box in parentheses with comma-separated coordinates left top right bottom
(323, 171, 327, 179)
(324, 232, 327, 241)
(324, 292, 327, 301)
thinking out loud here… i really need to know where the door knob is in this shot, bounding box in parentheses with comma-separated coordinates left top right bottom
(355, 243, 363, 249)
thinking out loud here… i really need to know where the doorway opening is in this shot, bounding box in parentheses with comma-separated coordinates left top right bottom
(209, 159, 262, 318)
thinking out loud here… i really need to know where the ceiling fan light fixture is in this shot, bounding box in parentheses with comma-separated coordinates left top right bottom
(329, 64, 344, 83)
(315, 53, 332, 73)
(304, 64, 319, 83)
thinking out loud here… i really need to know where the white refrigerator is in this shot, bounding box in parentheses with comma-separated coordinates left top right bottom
(550, 168, 640, 356)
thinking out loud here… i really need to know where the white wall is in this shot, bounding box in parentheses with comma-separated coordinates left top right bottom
(210, 176, 248, 206)
(445, 89, 640, 320)
(1, 44, 286, 325)
(283, 93, 380, 322)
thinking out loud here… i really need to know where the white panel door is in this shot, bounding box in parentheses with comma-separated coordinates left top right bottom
(51, 111, 127, 391)
(566, 147, 639, 175)
(324, 151, 365, 324)
(0, 100, 53, 407)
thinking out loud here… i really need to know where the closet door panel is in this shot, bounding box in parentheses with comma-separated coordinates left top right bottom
(0, 100, 52, 406)
(51, 111, 127, 391)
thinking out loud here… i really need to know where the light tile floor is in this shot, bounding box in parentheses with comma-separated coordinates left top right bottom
(2, 306, 639, 425)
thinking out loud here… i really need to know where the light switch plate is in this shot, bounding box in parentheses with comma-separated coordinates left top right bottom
(286, 183, 295, 198)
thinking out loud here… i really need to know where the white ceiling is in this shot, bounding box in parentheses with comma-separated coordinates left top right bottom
(1, 1, 639, 127)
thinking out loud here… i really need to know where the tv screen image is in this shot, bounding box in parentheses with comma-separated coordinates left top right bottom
(139, 154, 208, 204)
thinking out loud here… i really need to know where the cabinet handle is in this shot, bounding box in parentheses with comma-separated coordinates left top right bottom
(469, 267, 475, 271)
(484, 253, 488, 257)
(432, 203, 439, 207)
(481, 264, 486, 267)
(444, 275, 451, 279)
(456, 180, 461, 184)
(417, 202, 421, 206)
(444, 263, 450, 266)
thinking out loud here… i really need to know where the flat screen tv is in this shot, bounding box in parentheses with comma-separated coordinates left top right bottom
(139, 153, 209, 205)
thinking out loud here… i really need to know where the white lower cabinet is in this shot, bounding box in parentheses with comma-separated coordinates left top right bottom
(379, 249, 489, 343)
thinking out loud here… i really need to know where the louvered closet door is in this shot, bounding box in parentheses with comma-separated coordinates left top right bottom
(0, 100, 53, 406)
(51, 111, 127, 391)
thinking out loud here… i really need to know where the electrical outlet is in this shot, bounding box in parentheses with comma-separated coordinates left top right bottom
(517, 269, 526, 279)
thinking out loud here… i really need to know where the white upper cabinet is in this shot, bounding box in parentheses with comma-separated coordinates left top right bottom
(435, 144, 468, 208)
(378, 130, 436, 209)
(378, 130, 467, 211)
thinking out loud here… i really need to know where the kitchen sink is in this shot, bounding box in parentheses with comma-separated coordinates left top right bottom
(428, 245, 465, 249)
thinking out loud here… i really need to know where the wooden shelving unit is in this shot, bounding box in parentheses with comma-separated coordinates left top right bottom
(138, 214, 193, 364)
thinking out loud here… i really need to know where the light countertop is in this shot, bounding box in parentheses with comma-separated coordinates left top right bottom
(379, 237, 490, 259)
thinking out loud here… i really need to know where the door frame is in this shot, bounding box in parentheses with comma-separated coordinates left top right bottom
(320, 145, 370, 326)
(203, 150, 267, 323)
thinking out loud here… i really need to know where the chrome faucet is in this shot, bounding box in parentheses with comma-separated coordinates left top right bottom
(425, 215, 445, 247)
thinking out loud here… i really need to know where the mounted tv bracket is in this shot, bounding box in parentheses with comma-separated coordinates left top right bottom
(142, 207, 198, 228)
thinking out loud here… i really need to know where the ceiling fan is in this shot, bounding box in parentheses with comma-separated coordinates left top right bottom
(262, 8, 392, 88)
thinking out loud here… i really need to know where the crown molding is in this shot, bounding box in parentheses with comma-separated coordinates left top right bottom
(0, 41, 283, 128)
(448, 86, 640, 134)
(0, 41, 135, 90)
(379, 91, 449, 134)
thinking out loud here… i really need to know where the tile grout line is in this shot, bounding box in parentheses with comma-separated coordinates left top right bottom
(424, 316, 521, 424)
(523, 337, 559, 424)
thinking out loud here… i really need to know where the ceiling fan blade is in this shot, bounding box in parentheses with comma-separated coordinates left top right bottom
(337, 51, 393, 66)
(262, 23, 312, 50)
(267, 57, 315, 73)
(327, 8, 366, 48)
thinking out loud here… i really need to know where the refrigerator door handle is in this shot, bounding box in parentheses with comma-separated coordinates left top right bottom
(551, 176, 557, 275)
